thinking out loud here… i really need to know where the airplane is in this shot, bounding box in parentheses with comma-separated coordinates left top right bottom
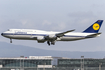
(1, 20, 103, 46)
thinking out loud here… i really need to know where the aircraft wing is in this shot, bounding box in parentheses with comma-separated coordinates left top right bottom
(56, 29, 75, 37)
(86, 33, 101, 38)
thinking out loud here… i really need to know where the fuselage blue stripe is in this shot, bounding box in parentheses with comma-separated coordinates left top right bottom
(2, 33, 86, 37)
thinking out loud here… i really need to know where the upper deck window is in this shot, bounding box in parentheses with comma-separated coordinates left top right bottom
(7, 29, 12, 31)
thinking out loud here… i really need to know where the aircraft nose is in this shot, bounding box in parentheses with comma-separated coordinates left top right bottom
(1, 33, 3, 36)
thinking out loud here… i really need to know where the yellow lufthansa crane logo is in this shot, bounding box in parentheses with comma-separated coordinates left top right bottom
(93, 23, 100, 30)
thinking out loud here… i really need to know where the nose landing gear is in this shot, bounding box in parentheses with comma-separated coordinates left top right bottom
(10, 39, 12, 43)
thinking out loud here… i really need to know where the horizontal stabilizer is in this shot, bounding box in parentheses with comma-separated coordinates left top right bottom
(86, 33, 101, 38)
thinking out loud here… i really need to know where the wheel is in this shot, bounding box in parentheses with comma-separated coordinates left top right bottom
(47, 41, 50, 46)
(10, 39, 12, 43)
(51, 41, 55, 45)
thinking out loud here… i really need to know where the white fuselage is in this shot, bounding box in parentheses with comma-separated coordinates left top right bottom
(1, 29, 97, 41)
(1, 20, 103, 45)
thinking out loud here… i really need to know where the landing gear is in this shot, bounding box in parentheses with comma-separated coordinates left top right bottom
(51, 41, 55, 45)
(47, 41, 50, 46)
(47, 41, 55, 46)
(10, 39, 12, 43)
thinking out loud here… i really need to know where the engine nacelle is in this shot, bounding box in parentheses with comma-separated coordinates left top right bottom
(37, 36, 45, 43)
(48, 34, 57, 40)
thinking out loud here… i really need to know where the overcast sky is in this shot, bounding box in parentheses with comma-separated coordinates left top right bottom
(0, 0, 105, 52)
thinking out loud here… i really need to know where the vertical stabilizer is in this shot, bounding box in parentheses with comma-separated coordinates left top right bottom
(83, 20, 103, 33)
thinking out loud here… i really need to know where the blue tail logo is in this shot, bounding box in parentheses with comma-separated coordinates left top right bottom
(83, 20, 103, 33)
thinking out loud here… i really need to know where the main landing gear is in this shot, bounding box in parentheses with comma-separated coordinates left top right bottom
(47, 41, 50, 46)
(47, 41, 55, 46)
(10, 39, 12, 43)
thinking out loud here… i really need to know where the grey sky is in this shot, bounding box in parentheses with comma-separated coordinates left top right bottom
(0, 0, 105, 51)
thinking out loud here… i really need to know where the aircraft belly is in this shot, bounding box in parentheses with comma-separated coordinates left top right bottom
(60, 37, 85, 41)
(12, 35, 36, 40)
(4, 35, 14, 38)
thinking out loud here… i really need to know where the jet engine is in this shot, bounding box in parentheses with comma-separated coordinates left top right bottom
(46, 34, 57, 40)
(37, 36, 45, 43)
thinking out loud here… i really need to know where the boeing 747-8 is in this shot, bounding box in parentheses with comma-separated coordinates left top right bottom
(1, 20, 103, 45)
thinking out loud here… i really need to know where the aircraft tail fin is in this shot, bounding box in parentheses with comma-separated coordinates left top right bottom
(83, 20, 103, 33)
